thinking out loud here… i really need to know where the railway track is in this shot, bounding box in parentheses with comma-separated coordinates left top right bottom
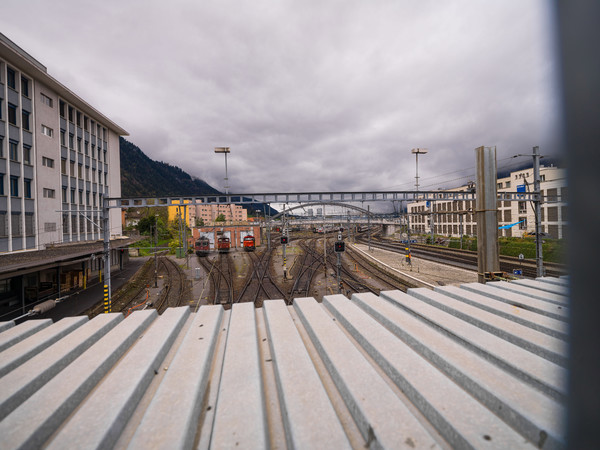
(197, 253, 235, 306)
(357, 235, 566, 278)
(291, 240, 324, 298)
(153, 256, 188, 313)
(237, 249, 288, 306)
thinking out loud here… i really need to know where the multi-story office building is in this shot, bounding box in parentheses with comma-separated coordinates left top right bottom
(407, 165, 567, 239)
(0, 33, 127, 253)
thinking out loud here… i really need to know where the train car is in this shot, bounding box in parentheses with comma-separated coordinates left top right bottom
(243, 235, 256, 252)
(194, 237, 211, 257)
(217, 236, 231, 253)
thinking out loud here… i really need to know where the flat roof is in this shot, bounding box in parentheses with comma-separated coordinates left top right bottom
(0, 277, 567, 448)
(0, 237, 136, 279)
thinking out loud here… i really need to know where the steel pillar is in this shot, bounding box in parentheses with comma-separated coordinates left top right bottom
(475, 146, 500, 282)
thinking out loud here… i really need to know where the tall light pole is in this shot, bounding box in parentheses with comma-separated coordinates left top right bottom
(411, 148, 428, 192)
(214, 147, 230, 194)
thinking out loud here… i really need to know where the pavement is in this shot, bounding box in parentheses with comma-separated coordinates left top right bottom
(352, 243, 479, 287)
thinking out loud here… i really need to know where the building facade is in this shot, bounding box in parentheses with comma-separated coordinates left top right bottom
(407, 165, 567, 239)
(0, 33, 127, 253)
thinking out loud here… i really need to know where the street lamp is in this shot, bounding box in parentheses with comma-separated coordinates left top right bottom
(411, 148, 428, 192)
(214, 147, 231, 194)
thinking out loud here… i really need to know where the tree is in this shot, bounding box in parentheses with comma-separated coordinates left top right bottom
(215, 214, 226, 222)
(195, 217, 205, 227)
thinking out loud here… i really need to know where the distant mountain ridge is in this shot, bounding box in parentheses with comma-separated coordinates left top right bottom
(119, 137, 220, 197)
(119, 138, 277, 216)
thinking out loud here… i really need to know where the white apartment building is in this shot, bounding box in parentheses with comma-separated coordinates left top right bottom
(0, 33, 127, 252)
(407, 165, 567, 239)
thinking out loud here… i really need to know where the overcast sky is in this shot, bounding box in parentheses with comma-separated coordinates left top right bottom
(2, 0, 562, 195)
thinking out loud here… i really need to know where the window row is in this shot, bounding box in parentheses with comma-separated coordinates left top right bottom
(59, 130, 108, 161)
(0, 137, 32, 164)
(5, 66, 30, 98)
(60, 159, 109, 184)
(0, 212, 35, 237)
(61, 187, 103, 207)
(0, 99, 32, 130)
(0, 174, 32, 198)
(59, 100, 107, 139)
(62, 213, 102, 235)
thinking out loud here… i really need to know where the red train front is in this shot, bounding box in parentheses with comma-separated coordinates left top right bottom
(217, 236, 231, 253)
(195, 237, 210, 257)
(243, 235, 255, 252)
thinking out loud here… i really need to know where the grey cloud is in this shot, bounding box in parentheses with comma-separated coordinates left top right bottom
(2, 0, 561, 194)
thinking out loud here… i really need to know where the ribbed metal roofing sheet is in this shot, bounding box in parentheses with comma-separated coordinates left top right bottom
(0, 278, 567, 449)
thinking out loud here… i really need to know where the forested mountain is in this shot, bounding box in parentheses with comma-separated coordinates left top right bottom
(119, 138, 276, 216)
(119, 137, 220, 197)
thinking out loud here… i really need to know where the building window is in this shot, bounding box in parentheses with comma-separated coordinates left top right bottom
(8, 103, 17, 125)
(12, 213, 21, 236)
(84, 141, 89, 155)
(24, 179, 32, 198)
(60, 130, 66, 146)
(68, 106, 73, 122)
(10, 176, 19, 197)
(0, 213, 6, 236)
(21, 76, 30, 97)
(23, 145, 31, 165)
(44, 222, 57, 232)
(41, 93, 53, 107)
(22, 111, 30, 131)
(42, 156, 54, 168)
(62, 214, 69, 234)
(60, 100, 66, 117)
(84, 116, 89, 130)
(70, 188, 75, 204)
(43, 188, 56, 198)
(9, 141, 19, 161)
(0, 99, 2, 120)
(79, 190, 83, 204)
(61, 158, 67, 174)
(77, 137, 82, 152)
(78, 164, 82, 178)
(86, 191, 90, 205)
(69, 133, 74, 149)
(62, 187, 67, 203)
(7, 67, 16, 89)
(25, 214, 34, 235)
(42, 125, 53, 137)
(0, 137, 3, 158)
(518, 201, 527, 214)
(70, 161, 75, 176)
(519, 218, 527, 230)
(76, 111, 81, 127)
(0, 174, 4, 195)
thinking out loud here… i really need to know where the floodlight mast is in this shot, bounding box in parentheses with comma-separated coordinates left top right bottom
(214, 147, 231, 194)
(411, 148, 428, 193)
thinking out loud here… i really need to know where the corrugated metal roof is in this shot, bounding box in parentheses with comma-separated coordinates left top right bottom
(0, 277, 567, 449)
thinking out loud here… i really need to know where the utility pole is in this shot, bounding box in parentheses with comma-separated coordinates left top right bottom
(102, 200, 111, 312)
(323, 205, 327, 282)
(533, 146, 545, 277)
(154, 216, 158, 288)
(367, 205, 371, 251)
(430, 202, 435, 245)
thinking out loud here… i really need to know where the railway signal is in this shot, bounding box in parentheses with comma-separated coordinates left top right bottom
(281, 236, 288, 245)
(334, 241, 345, 253)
